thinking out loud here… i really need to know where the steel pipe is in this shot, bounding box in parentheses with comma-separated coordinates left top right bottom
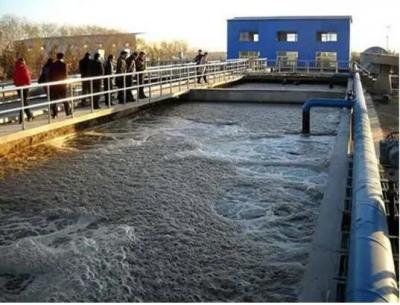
(346, 70, 399, 302)
(302, 98, 354, 134)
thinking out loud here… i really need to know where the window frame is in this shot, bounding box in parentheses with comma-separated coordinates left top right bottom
(238, 51, 260, 58)
(239, 32, 259, 42)
(277, 31, 298, 42)
(317, 32, 338, 42)
(315, 51, 338, 68)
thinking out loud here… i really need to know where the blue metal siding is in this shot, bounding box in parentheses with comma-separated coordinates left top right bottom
(227, 17, 351, 62)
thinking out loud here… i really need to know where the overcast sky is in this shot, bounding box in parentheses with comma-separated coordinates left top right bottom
(1, 0, 399, 52)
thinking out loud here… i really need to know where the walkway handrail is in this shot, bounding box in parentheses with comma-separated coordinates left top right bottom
(0, 58, 249, 129)
(346, 68, 399, 302)
(0, 59, 248, 93)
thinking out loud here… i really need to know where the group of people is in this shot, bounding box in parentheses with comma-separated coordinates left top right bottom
(12, 49, 211, 123)
(13, 52, 70, 122)
(194, 49, 209, 84)
(78, 50, 147, 107)
(12, 50, 148, 122)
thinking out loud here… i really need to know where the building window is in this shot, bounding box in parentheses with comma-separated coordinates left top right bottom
(316, 51, 337, 67)
(239, 51, 260, 58)
(239, 32, 259, 42)
(317, 32, 338, 42)
(277, 32, 298, 42)
(277, 51, 298, 67)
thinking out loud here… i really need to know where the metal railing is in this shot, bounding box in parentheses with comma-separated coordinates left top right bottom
(250, 58, 351, 73)
(0, 59, 248, 130)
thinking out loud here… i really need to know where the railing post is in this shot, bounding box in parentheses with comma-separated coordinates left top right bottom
(47, 84, 52, 124)
(90, 79, 94, 112)
(148, 71, 151, 103)
(187, 66, 190, 89)
(159, 69, 162, 97)
(169, 68, 173, 94)
(123, 74, 127, 104)
(224, 63, 227, 81)
(178, 67, 181, 91)
(136, 73, 140, 100)
(107, 76, 111, 107)
(20, 88, 25, 130)
(70, 83, 74, 118)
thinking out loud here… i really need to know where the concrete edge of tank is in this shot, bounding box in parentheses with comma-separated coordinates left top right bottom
(297, 78, 353, 302)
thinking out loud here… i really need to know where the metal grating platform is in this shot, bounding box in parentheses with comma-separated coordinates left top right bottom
(336, 159, 399, 302)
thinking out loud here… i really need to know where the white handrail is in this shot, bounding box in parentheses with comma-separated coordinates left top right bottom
(0, 59, 248, 129)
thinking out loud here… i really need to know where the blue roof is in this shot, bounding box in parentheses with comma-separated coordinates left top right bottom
(228, 16, 352, 22)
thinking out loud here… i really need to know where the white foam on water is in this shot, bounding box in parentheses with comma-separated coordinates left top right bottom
(0, 102, 340, 302)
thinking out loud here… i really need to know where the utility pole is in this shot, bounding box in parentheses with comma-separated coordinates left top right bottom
(385, 25, 391, 51)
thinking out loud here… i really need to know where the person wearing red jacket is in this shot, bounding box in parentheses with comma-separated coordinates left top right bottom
(13, 57, 33, 123)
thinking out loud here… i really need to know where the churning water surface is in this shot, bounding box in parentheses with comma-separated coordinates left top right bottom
(0, 102, 341, 302)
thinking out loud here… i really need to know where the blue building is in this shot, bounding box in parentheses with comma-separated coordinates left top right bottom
(227, 16, 351, 67)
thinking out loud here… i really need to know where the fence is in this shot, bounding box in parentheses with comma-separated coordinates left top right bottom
(250, 58, 350, 73)
(0, 59, 248, 130)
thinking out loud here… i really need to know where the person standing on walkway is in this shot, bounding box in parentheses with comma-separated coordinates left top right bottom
(126, 52, 137, 102)
(197, 52, 209, 84)
(194, 49, 203, 65)
(79, 52, 91, 107)
(49, 53, 71, 118)
(135, 51, 147, 99)
(38, 58, 53, 98)
(125, 52, 137, 102)
(90, 52, 104, 109)
(103, 54, 115, 106)
(13, 57, 33, 123)
(115, 51, 128, 104)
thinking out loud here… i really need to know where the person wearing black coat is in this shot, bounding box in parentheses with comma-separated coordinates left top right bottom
(103, 54, 115, 106)
(90, 53, 104, 109)
(125, 52, 137, 102)
(135, 51, 147, 99)
(38, 58, 53, 97)
(115, 51, 128, 104)
(79, 52, 91, 106)
(49, 53, 71, 118)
